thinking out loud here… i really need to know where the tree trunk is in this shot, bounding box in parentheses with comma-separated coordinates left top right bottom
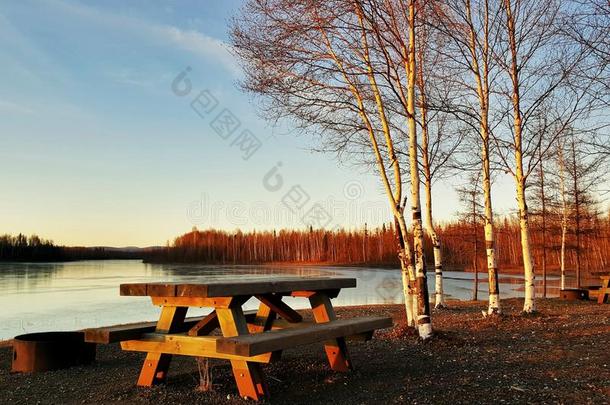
(465, 0, 500, 315)
(516, 176, 536, 312)
(394, 215, 415, 327)
(416, 31, 445, 310)
(571, 138, 582, 289)
(423, 151, 444, 309)
(473, 203, 479, 301)
(407, 0, 432, 338)
(539, 150, 547, 298)
(482, 148, 500, 313)
(505, 0, 535, 313)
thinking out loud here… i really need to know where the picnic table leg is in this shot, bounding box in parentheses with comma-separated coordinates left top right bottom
(248, 300, 277, 333)
(598, 278, 610, 304)
(217, 304, 269, 400)
(309, 292, 352, 372)
(137, 306, 187, 386)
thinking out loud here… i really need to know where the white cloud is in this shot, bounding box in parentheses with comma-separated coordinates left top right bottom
(44, 0, 239, 75)
(156, 26, 239, 75)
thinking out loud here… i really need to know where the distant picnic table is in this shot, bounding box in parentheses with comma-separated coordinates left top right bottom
(598, 275, 610, 304)
(110, 277, 391, 400)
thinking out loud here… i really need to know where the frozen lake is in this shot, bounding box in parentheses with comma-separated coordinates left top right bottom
(0, 260, 559, 340)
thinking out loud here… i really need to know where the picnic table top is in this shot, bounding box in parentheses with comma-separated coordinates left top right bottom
(120, 276, 357, 298)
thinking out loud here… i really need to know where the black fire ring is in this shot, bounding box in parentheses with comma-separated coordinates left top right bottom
(11, 331, 96, 373)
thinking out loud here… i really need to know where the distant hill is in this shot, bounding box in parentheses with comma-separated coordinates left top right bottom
(0, 234, 163, 262)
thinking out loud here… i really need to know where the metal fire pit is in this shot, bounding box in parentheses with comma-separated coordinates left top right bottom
(559, 288, 589, 301)
(12, 331, 96, 373)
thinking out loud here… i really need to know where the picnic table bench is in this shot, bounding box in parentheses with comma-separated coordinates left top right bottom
(109, 277, 392, 400)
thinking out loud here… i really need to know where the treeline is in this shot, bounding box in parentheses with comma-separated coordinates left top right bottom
(0, 234, 144, 262)
(0, 234, 64, 262)
(442, 212, 610, 274)
(146, 212, 610, 275)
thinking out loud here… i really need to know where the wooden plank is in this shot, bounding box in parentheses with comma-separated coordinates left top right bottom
(177, 283, 208, 297)
(147, 283, 178, 297)
(309, 292, 352, 372)
(136, 306, 187, 386)
(217, 305, 269, 400)
(289, 290, 317, 298)
(206, 278, 355, 297)
(248, 301, 276, 333)
(85, 311, 260, 343)
(267, 319, 375, 341)
(85, 315, 206, 344)
(346, 331, 374, 342)
(151, 296, 235, 308)
(187, 311, 219, 336)
(290, 288, 341, 299)
(588, 289, 600, 299)
(216, 316, 392, 357)
(120, 277, 356, 298)
(120, 333, 275, 363)
(120, 283, 147, 296)
(598, 277, 610, 304)
(255, 318, 374, 343)
(255, 294, 302, 323)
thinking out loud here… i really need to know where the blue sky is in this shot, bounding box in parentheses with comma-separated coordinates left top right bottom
(0, 0, 524, 247)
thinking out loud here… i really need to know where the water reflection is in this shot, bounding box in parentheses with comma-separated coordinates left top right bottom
(0, 260, 559, 340)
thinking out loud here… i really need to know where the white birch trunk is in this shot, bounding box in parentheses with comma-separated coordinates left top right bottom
(558, 145, 568, 290)
(352, 8, 418, 328)
(432, 241, 444, 308)
(505, 0, 535, 313)
(416, 27, 445, 310)
(424, 169, 445, 309)
(401, 270, 414, 327)
(465, 0, 500, 315)
(395, 214, 417, 328)
(482, 138, 500, 315)
(422, 135, 445, 310)
(560, 223, 567, 290)
(407, 0, 432, 339)
(516, 178, 536, 312)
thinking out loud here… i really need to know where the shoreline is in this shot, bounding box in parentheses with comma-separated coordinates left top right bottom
(0, 258, 585, 278)
(1, 298, 608, 404)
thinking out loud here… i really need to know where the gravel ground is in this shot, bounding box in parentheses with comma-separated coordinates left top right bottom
(0, 298, 608, 404)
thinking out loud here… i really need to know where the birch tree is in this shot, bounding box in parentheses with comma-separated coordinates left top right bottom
(360, 0, 433, 336)
(559, 129, 607, 288)
(430, 0, 503, 315)
(414, 6, 463, 309)
(557, 141, 569, 290)
(231, 0, 433, 338)
(492, 0, 601, 312)
(528, 142, 561, 298)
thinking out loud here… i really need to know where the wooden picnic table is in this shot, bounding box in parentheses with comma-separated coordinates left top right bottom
(118, 277, 392, 400)
(598, 275, 610, 304)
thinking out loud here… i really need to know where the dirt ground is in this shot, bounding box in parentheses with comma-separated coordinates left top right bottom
(0, 298, 608, 404)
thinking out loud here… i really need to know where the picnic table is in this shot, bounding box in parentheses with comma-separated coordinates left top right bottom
(598, 275, 610, 304)
(116, 277, 392, 400)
